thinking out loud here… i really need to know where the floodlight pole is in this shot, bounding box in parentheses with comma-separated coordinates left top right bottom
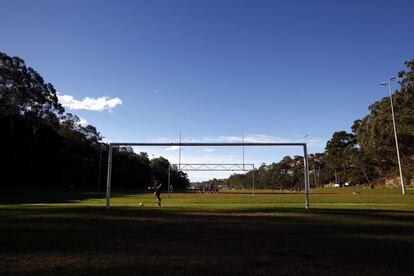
(179, 130, 182, 170)
(106, 145, 113, 209)
(382, 79, 405, 195)
(303, 144, 310, 210)
(242, 130, 245, 170)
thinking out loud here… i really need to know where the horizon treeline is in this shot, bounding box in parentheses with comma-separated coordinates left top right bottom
(0, 52, 189, 190)
(228, 58, 414, 189)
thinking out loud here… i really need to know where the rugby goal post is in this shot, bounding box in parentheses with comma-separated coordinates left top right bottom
(105, 142, 311, 209)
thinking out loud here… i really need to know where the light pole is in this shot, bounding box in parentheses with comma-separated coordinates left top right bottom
(381, 78, 406, 195)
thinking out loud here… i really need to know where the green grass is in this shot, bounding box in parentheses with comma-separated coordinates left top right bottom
(1, 188, 414, 275)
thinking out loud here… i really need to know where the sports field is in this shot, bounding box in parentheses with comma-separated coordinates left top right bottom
(1, 188, 414, 275)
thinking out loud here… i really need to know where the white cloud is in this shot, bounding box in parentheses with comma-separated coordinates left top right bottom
(218, 134, 291, 143)
(204, 148, 215, 152)
(218, 134, 326, 148)
(179, 153, 240, 164)
(78, 117, 88, 127)
(58, 93, 122, 112)
(165, 146, 180, 151)
(149, 134, 326, 149)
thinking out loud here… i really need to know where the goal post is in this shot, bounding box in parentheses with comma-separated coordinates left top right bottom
(105, 142, 311, 210)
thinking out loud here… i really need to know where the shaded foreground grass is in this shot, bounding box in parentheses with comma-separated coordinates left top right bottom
(1, 188, 414, 275)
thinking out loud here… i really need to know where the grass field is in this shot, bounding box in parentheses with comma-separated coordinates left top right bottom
(1, 188, 414, 275)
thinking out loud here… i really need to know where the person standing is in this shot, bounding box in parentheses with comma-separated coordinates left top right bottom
(151, 178, 162, 206)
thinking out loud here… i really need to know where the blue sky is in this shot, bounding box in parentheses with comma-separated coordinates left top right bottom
(2, 0, 413, 180)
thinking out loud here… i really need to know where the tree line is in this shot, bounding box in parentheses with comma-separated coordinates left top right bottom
(0, 52, 189, 190)
(228, 58, 414, 189)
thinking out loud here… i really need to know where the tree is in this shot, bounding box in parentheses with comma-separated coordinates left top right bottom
(352, 58, 414, 183)
(324, 131, 356, 184)
(0, 51, 189, 189)
(0, 52, 64, 132)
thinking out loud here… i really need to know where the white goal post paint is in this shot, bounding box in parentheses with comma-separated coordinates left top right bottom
(105, 142, 311, 210)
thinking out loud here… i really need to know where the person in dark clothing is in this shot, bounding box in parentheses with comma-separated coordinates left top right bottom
(151, 178, 162, 206)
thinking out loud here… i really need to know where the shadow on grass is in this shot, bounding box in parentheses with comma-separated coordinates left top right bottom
(1, 205, 414, 275)
(0, 188, 147, 205)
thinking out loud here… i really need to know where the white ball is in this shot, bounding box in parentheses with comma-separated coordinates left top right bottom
(139, 202, 143, 207)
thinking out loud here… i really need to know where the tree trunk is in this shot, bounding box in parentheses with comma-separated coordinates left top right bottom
(361, 167, 372, 186)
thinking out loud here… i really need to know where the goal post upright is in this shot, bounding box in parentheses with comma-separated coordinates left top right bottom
(105, 142, 310, 210)
(303, 144, 310, 210)
(106, 144, 113, 210)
